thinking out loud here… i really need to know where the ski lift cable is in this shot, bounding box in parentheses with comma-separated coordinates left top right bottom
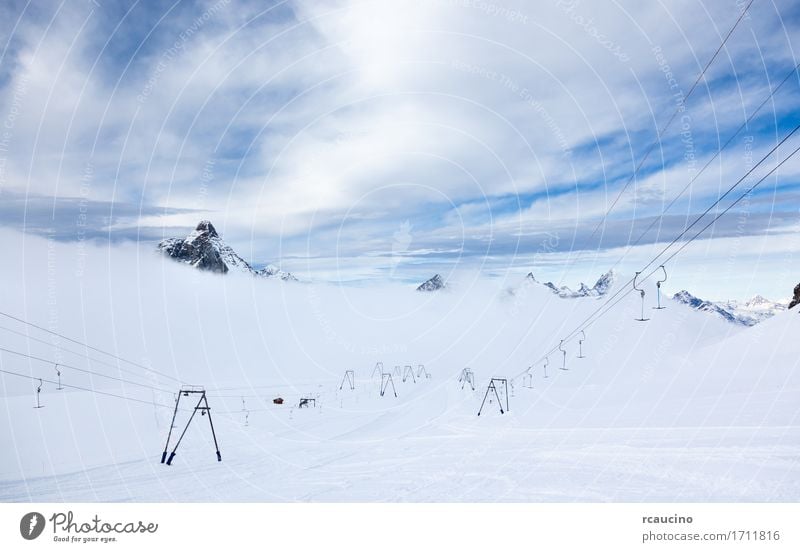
(0, 345, 174, 394)
(512, 137, 800, 381)
(0, 310, 185, 384)
(569, 123, 800, 333)
(0, 367, 177, 409)
(511, 117, 800, 381)
(0, 324, 180, 386)
(606, 60, 800, 274)
(566, 0, 756, 270)
(551, 141, 799, 360)
(558, 92, 800, 344)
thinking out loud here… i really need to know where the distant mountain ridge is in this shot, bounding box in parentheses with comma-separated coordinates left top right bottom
(157, 221, 296, 280)
(673, 290, 786, 326)
(525, 270, 617, 298)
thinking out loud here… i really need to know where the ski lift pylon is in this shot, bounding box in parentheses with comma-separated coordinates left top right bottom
(477, 378, 509, 416)
(161, 387, 221, 466)
(339, 370, 355, 390)
(458, 368, 475, 390)
(380, 373, 397, 397)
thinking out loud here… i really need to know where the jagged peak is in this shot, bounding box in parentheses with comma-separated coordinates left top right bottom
(417, 274, 445, 292)
(194, 220, 219, 237)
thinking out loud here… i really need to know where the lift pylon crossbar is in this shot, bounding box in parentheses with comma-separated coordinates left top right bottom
(161, 387, 221, 466)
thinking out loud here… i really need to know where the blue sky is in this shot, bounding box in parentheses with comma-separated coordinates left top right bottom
(1, 0, 799, 299)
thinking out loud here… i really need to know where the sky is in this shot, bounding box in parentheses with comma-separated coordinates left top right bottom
(0, 0, 799, 299)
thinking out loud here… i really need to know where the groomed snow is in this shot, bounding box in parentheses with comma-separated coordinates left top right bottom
(0, 230, 798, 501)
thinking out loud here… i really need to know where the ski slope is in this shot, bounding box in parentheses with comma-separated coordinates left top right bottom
(0, 230, 798, 501)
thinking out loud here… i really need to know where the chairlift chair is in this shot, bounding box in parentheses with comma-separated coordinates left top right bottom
(633, 271, 650, 321)
(543, 356, 549, 378)
(577, 330, 586, 358)
(55, 364, 63, 390)
(34, 378, 44, 409)
(522, 367, 534, 388)
(558, 340, 567, 370)
(653, 265, 667, 310)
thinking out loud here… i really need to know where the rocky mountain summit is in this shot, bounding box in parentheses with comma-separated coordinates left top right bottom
(789, 283, 800, 310)
(417, 274, 445, 291)
(157, 221, 296, 280)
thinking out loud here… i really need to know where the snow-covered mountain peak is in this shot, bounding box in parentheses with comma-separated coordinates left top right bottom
(417, 274, 445, 291)
(158, 221, 296, 280)
(190, 220, 219, 240)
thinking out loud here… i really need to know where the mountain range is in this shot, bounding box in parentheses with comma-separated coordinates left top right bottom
(525, 270, 617, 298)
(672, 290, 787, 327)
(520, 269, 787, 326)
